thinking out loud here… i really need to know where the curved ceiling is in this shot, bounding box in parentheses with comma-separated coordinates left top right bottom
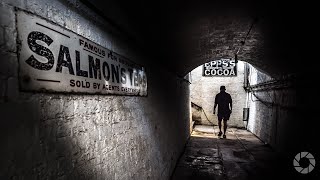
(83, 0, 303, 78)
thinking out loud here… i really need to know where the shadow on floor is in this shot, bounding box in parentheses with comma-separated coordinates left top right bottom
(171, 126, 318, 180)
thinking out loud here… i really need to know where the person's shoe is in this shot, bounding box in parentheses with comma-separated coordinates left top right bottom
(223, 134, 226, 138)
(218, 131, 222, 136)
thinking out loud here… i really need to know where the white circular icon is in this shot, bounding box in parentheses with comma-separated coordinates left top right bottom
(293, 152, 316, 174)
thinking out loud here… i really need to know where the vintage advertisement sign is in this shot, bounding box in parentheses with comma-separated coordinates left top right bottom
(17, 11, 147, 96)
(202, 58, 237, 77)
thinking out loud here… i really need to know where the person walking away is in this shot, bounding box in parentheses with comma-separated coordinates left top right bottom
(213, 85, 232, 138)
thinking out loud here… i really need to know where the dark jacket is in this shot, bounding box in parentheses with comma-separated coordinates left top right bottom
(214, 91, 232, 115)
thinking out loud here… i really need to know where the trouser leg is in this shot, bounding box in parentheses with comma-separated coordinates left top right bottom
(223, 120, 227, 134)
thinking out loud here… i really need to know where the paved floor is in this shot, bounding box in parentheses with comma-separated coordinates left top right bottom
(170, 125, 296, 180)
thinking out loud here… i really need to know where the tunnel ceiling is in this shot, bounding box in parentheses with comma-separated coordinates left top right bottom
(82, 0, 300, 78)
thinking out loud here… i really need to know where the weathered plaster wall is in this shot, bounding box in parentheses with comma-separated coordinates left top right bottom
(246, 64, 296, 152)
(0, 0, 190, 179)
(190, 61, 246, 128)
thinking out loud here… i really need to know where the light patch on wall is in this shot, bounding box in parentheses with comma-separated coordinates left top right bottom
(247, 92, 257, 133)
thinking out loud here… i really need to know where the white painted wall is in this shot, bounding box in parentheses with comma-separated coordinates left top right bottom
(190, 61, 246, 128)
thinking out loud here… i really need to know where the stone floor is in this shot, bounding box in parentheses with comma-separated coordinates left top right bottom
(171, 125, 307, 180)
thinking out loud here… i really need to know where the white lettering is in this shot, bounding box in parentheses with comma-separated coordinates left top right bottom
(222, 60, 228, 68)
(205, 69, 210, 76)
(229, 69, 235, 76)
(230, 60, 236, 67)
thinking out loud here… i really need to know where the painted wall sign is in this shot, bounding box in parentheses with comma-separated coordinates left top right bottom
(17, 11, 147, 96)
(202, 58, 237, 77)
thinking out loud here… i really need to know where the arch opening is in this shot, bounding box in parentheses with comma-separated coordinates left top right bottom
(187, 59, 296, 152)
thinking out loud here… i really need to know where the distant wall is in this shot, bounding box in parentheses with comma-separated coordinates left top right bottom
(190, 61, 246, 128)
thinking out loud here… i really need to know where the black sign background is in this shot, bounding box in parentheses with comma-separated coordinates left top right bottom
(202, 59, 237, 77)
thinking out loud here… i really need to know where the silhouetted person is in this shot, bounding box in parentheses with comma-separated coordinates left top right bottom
(213, 85, 232, 138)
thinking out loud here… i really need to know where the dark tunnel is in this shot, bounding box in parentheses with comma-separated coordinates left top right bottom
(0, 0, 318, 179)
